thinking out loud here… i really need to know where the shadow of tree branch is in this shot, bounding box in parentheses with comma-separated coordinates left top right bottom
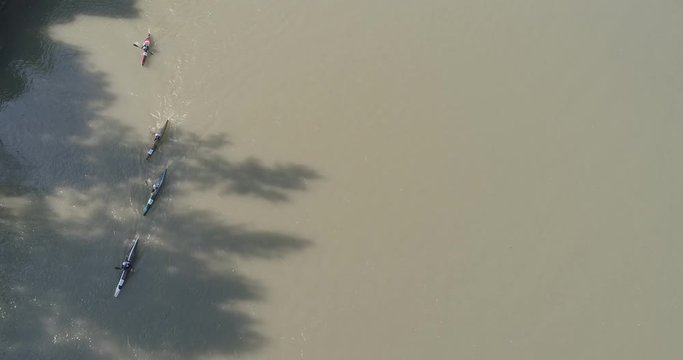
(162, 131, 321, 202)
(0, 2, 320, 359)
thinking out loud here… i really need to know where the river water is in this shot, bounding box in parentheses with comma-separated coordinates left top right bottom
(2, 1, 683, 359)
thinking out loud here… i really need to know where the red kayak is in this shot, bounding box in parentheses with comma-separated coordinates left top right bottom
(141, 34, 152, 66)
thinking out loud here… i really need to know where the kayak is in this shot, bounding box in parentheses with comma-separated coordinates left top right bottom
(141, 34, 152, 66)
(146, 120, 169, 159)
(143, 168, 167, 216)
(114, 236, 139, 298)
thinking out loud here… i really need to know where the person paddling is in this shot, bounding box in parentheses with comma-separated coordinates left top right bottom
(142, 34, 151, 53)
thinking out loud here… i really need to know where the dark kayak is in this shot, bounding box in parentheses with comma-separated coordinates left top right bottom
(114, 236, 139, 298)
(146, 120, 169, 159)
(143, 168, 167, 216)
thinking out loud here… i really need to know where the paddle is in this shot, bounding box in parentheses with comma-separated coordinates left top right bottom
(132, 42, 154, 55)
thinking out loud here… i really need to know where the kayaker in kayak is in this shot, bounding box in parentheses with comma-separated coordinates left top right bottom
(142, 34, 151, 52)
(152, 183, 159, 193)
(122, 261, 131, 270)
(154, 132, 161, 141)
(134, 33, 153, 66)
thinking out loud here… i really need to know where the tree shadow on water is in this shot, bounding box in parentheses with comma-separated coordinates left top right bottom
(125, 208, 311, 357)
(193, 155, 319, 202)
(0, 0, 137, 190)
(5, 206, 313, 359)
(1, 4, 321, 360)
(0, 2, 320, 360)
(2, 6, 139, 358)
(168, 131, 321, 202)
(0, 0, 138, 104)
(0, 142, 25, 196)
(2, 145, 317, 360)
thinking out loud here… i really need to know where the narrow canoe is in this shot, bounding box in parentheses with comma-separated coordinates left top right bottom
(114, 236, 139, 298)
(146, 120, 169, 159)
(143, 168, 167, 216)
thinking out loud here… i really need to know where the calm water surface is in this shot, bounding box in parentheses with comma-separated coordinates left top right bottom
(2, 1, 683, 359)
